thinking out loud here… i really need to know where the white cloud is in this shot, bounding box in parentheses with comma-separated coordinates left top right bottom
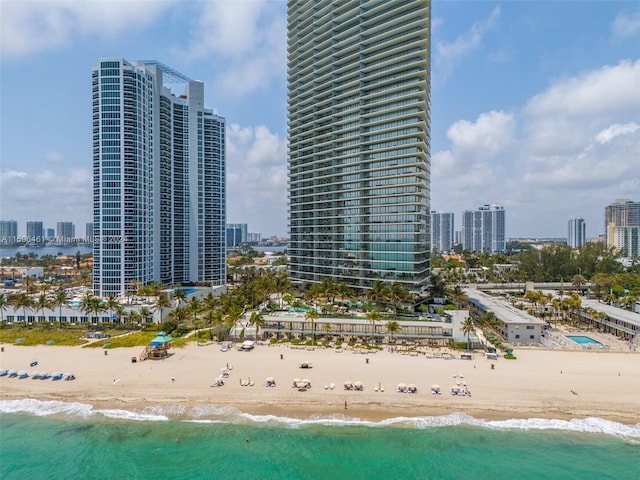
(523, 59, 640, 155)
(0, 167, 91, 233)
(181, 1, 286, 98)
(595, 122, 640, 144)
(0, 169, 28, 180)
(431, 111, 514, 210)
(611, 10, 640, 39)
(447, 110, 515, 158)
(226, 124, 288, 236)
(432, 59, 640, 237)
(434, 6, 500, 78)
(0, 0, 173, 59)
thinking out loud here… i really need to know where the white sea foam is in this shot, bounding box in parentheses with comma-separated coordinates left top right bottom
(97, 409, 168, 422)
(2, 399, 638, 441)
(0, 398, 95, 418)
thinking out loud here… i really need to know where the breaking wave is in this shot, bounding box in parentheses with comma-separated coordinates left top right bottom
(1, 398, 638, 442)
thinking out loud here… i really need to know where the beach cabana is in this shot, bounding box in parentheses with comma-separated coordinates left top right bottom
(143, 331, 172, 359)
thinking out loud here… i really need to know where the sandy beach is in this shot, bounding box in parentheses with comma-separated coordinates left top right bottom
(1, 342, 639, 424)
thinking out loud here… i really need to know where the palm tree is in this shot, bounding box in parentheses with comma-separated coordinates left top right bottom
(52, 289, 69, 324)
(128, 310, 142, 326)
(305, 308, 319, 344)
(173, 289, 187, 307)
(80, 291, 96, 321)
(248, 311, 265, 341)
(105, 296, 119, 323)
(188, 296, 201, 327)
(114, 305, 126, 324)
(153, 295, 171, 324)
(13, 293, 33, 323)
(461, 317, 475, 350)
(388, 282, 412, 315)
(35, 293, 50, 322)
(0, 293, 8, 323)
(323, 322, 332, 340)
(139, 307, 152, 323)
(450, 285, 468, 309)
(367, 280, 389, 308)
(385, 320, 401, 342)
(366, 309, 381, 337)
(572, 274, 586, 295)
(224, 305, 244, 339)
(22, 276, 36, 294)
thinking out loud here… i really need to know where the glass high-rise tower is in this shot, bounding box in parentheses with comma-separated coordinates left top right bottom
(567, 216, 586, 249)
(287, 0, 431, 294)
(92, 59, 226, 297)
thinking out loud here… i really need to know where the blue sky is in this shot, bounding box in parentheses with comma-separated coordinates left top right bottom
(1, 1, 639, 241)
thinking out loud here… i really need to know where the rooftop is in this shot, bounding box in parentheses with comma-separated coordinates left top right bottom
(465, 288, 545, 326)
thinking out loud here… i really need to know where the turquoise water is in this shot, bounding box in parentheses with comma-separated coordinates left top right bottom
(1, 400, 638, 479)
(566, 335, 602, 346)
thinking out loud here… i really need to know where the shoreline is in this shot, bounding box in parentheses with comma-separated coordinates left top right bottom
(1, 343, 639, 426)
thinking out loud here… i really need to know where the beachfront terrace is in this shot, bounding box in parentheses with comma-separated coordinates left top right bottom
(256, 312, 453, 345)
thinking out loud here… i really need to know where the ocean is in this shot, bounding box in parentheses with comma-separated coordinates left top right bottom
(1, 400, 638, 479)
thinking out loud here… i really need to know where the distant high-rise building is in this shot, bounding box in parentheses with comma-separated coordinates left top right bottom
(0, 220, 18, 245)
(56, 222, 75, 243)
(26, 221, 44, 245)
(46, 228, 55, 240)
(287, 0, 431, 294)
(461, 204, 506, 253)
(92, 58, 226, 297)
(86, 222, 94, 243)
(226, 223, 248, 248)
(605, 199, 640, 257)
(567, 217, 586, 249)
(430, 212, 454, 253)
(247, 232, 261, 244)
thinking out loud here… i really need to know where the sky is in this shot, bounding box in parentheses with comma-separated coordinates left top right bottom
(1, 0, 639, 241)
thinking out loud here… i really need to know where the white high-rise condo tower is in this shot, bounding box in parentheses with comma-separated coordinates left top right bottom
(461, 204, 506, 253)
(92, 59, 226, 297)
(430, 211, 454, 253)
(287, 0, 431, 294)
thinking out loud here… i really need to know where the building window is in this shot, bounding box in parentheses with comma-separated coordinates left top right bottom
(515, 334, 520, 339)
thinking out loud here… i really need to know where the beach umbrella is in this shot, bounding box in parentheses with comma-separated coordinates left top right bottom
(354, 381, 363, 389)
(266, 377, 275, 382)
(431, 384, 440, 390)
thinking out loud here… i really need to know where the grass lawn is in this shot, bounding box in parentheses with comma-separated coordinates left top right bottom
(0, 326, 193, 348)
(0, 326, 89, 346)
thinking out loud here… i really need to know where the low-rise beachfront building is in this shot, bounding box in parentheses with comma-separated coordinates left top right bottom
(465, 288, 545, 346)
(574, 297, 640, 342)
(2, 303, 160, 324)
(241, 312, 454, 345)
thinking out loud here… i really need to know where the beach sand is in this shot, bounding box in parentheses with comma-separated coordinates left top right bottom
(1, 342, 638, 424)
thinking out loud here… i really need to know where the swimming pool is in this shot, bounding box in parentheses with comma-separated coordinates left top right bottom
(566, 335, 603, 346)
(180, 288, 198, 296)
